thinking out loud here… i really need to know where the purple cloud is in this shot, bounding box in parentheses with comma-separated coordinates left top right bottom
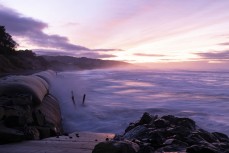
(92, 48, 123, 52)
(0, 5, 124, 58)
(34, 49, 116, 58)
(0, 5, 89, 51)
(218, 42, 229, 46)
(196, 50, 229, 60)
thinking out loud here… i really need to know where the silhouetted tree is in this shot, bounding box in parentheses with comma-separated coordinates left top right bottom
(0, 26, 18, 54)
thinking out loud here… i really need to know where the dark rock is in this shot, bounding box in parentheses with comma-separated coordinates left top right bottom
(75, 133, 79, 137)
(185, 133, 206, 145)
(176, 117, 196, 130)
(155, 144, 186, 152)
(38, 95, 63, 135)
(0, 126, 25, 144)
(163, 138, 188, 147)
(138, 145, 154, 153)
(154, 118, 168, 128)
(167, 126, 191, 138)
(196, 129, 218, 143)
(149, 130, 164, 147)
(92, 140, 139, 153)
(139, 112, 154, 125)
(125, 122, 136, 133)
(186, 145, 219, 153)
(92, 113, 229, 153)
(161, 115, 177, 123)
(124, 125, 148, 140)
(36, 127, 51, 139)
(4, 115, 26, 127)
(24, 126, 40, 140)
(212, 132, 229, 142)
(32, 110, 45, 126)
(0, 107, 4, 120)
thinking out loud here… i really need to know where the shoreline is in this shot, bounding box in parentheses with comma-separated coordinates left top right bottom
(0, 131, 115, 153)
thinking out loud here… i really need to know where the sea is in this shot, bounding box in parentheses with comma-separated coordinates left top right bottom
(49, 69, 229, 135)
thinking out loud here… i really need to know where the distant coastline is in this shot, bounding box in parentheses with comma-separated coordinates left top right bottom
(0, 53, 129, 76)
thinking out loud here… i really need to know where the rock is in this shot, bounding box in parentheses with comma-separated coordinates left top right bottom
(176, 117, 196, 130)
(24, 126, 40, 140)
(125, 122, 137, 133)
(0, 71, 63, 144)
(154, 118, 169, 128)
(123, 125, 148, 140)
(36, 127, 51, 139)
(92, 113, 229, 153)
(148, 130, 164, 147)
(161, 115, 177, 124)
(92, 140, 140, 153)
(155, 144, 186, 152)
(4, 115, 26, 127)
(0, 125, 25, 144)
(163, 138, 188, 147)
(38, 94, 63, 135)
(139, 112, 154, 125)
(197, 129, 218, 143)
(0, 107, 4, 120)
(32, 110, 45, 126)
(137, 145, 154, 153)
(212, 132, 229, 142)
(186, 145, 219, 153)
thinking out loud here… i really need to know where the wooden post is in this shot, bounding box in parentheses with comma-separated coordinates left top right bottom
(82, 94, 86, 105)
(71, 90, 76, 107)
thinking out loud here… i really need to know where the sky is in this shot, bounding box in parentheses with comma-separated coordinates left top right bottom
(1, 0, 229, 67)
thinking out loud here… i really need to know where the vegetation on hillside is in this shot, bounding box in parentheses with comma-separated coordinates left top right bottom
(0, 25, 128, 74)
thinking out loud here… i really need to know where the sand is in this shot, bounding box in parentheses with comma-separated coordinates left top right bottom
(0, 132, 115, 153)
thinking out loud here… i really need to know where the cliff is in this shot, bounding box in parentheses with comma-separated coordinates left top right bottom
(0, 52, 129, 75)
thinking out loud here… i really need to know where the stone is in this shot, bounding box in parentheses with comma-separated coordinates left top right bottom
(38, 94, 63, 135)
(137, 145, 154, 153)
(92, 113, 229, 153)
(0, 107, 4, 120)
(92, 140, 140, 153)
(123, 125, 148, 140)
(161, 115, 177, 124)
(197, 129, 218, 143)
(163, 138, 188, 147)
(154, 119, 168, 128)
(149, 130, 164, 147)
(4, 115, 26, 127)
(32, 110, 45, 126)
(139, 112, 154, 125)
(0, 126, 25, 144)
(186, 145, 218, 153)
(212, 132, 229, 142)
(36, 127, 51, 139)
(125, 122, 136, 133)
(24, 126, 40, 140)
(176, 117, 196, 130)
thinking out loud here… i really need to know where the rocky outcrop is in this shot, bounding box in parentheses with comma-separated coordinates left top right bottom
(93, 112, 229, 153)
(0, 70, 63, 144)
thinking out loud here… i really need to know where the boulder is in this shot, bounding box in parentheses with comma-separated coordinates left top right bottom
(0, 107, 4, 120)
(34, 70, 56, 85)
(0, 125, 25, 144)
(38, 94, 63, 135)
(0, 75, 48, 104)
(92, 140, 140, 153)
(93, 112, 229, 153)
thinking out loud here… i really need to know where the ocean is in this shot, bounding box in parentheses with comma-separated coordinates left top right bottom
(49, 69, 229, 135)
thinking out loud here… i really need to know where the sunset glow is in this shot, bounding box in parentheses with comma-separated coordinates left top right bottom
(1, 0, 229, 65)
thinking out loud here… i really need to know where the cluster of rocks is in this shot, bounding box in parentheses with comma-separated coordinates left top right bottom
(0, 70, 63, 144)
(93, 112, 229, 153)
